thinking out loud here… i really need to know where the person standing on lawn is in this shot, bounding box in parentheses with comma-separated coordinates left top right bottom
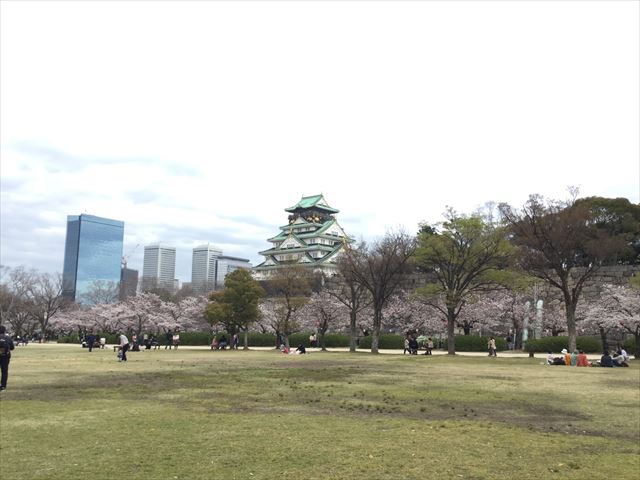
(488, 337, 497, 357)
(119, 333, 130, 362)
(0, 325, 16, 391)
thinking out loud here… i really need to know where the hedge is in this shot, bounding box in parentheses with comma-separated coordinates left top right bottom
(288, 333, 350, 348)
(524, 336, 602, 354)
(357, 334, 508, 351)
(454, 335, 507, 352)
(358, 335, 405, 350)
(622, 337, 637, 355)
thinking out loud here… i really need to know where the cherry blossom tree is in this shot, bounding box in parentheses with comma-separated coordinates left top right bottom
(596, 284, 640, 358)
(259, 298, 306, 348)
(382, 291, 446, 337)
(298, 291, 348, 350)
(577, 298, 621, 352)
(540, 301, 568, 337)
(163, 296, 208, 332)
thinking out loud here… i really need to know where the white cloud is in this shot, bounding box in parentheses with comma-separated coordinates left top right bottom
(1, 1, 638, 281)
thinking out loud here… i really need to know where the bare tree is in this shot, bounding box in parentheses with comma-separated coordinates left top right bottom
(28, 273, 66, 340)
(499, 194, 628, 352)
(81, 280, 120, 305)
(0, 265, 37, 326)
(339, 231, 416, 354)
(324, 267, 372, 352)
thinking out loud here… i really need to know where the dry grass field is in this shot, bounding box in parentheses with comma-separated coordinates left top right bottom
(0, 344, 638, 479)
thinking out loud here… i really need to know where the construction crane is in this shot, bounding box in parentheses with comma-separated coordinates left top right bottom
(121, 244, 140, 269)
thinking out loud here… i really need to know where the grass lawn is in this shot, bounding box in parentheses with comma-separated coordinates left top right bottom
(0, 345, 638, 480)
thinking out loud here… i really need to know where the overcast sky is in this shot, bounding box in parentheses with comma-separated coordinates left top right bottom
(1, 1, 639, 282)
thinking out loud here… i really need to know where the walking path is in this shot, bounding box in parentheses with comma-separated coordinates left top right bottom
(25, 342, 606, 360)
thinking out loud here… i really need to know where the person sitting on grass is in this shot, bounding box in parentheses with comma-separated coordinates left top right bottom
(598, 351, 614, 367)
(576, 350, 590, 367)
(295, 344, 306, 354)
(546, 351, 555, 365)
(570, 350, 578, 366)
(612, 350, 629, 367)
(210, 337, 219, 350)
(280, 344, 290, 354)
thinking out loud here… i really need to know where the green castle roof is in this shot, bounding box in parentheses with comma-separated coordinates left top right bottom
(285, 194, 339, 214)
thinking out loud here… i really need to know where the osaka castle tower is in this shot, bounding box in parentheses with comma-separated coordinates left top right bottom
(253, 194, 354, 279)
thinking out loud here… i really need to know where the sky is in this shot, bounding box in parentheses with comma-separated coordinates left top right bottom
(1, 0, 639, 283)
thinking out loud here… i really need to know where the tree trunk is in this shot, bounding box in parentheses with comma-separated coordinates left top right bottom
(371, 308, 382, 354)
(283, 334, 290, 350)
(565, 300, 577, 353)
(598, 326, 608, 353)
(349, 311, 358, 353)
(320, 331, 327, 351)
(447, 309, 456, 355)
(243, 330, 249, 350)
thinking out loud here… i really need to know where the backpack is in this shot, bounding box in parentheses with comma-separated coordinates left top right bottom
(0, 336, 9, 356)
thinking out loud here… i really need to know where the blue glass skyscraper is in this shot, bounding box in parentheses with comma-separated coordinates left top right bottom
(62, 214, 124, 303)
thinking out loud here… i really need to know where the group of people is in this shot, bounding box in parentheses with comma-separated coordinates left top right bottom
(546, 348, 630, 367)
(210, 333, 239, 350)
(280, 343, 306, 354)
(164, 330, 181, 349)
(404, 335, 434, 355)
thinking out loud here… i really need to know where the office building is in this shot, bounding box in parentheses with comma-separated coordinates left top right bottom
(191, 245, 251, 293)
(62, 214, 124, 303)
(142, 243, 176, 292)
(191, 244, 222, 294)
(119, 267, 138, 300)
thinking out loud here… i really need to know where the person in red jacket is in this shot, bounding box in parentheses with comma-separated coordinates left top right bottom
(576, 350, 590, 367)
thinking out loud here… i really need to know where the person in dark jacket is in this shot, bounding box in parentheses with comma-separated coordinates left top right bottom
(0, 325, 16, 391)
(86, 332, 96, 352)
(600, 351, 614, 367)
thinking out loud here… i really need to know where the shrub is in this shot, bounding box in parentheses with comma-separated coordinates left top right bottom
(454, 335, 507, 352)
(358, 334, 405, 350)
(319, 333, 350, 348)
(622, 337, 636, 354)
(177, 332, 211, 346)
(57, 334, 80, 344)
(288, 332, 351, 348)
(247, 332, 277, 347)
(524, 336, 602, 353)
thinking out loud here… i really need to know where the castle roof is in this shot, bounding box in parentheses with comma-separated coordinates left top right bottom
(285, 194, 339, 214)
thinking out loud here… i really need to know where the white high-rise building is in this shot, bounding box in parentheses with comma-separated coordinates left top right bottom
(191, 244, 222, 294)
(142, 243, 176, 292)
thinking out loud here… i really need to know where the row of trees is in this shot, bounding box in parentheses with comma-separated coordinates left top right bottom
(0, 266, 66, 339)
(203, 193, 638, 356)
(2, 193, 638, 356)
